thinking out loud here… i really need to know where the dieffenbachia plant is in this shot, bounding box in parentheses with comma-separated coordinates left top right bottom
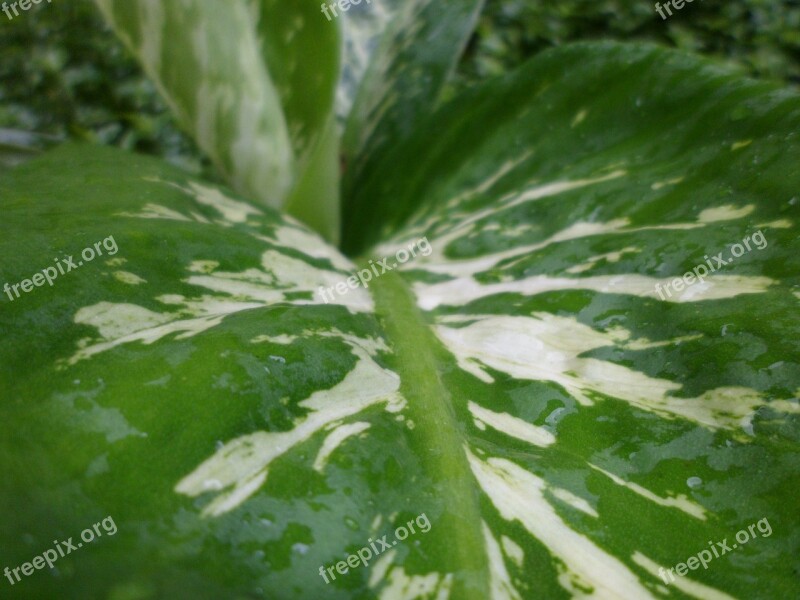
(1, 1, 798, 599)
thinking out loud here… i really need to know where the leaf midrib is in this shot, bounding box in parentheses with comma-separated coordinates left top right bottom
(367, 266, 489, 599)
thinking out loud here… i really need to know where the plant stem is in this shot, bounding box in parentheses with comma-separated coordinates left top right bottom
(367, 268, 489, 599)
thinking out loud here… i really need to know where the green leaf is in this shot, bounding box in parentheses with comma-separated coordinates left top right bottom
(0, 143, 379, 599)
(93, 0, 341, 242)
(92, 0, 484, 243)
(253, 0, 340, 163)
(341, 0, 484, 193)
(253, 0, 342, 244)
(336, 0, 401, 122)
(3, 41, 800, 599)
(343, 41, 800, 253)
(353, 42, 800, 598)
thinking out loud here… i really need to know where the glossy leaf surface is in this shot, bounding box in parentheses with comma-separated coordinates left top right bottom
(2, 42, 800, 600)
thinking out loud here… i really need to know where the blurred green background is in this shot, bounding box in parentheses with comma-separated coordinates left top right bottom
(1, 0, 798, 173)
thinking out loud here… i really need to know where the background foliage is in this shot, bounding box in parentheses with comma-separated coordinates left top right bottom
(1, 0, 798, 172)
(455, 0, 800, 88)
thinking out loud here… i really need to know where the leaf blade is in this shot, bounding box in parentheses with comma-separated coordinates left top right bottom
(94, 0, 342, 242)
(341, 0, 484, 202)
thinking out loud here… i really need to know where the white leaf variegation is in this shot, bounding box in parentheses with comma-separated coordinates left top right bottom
(2, 39, 799, 600)
(94, 0, 295, 209)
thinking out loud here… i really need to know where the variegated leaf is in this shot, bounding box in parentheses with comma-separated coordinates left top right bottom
(362, 42, 800, 599)
(2, 42, 800, 600)
(1, 144, 390, 599)
(340, 0, 484, 193)
(93, 0, 340, 236)
(336, 0, 400, 123)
